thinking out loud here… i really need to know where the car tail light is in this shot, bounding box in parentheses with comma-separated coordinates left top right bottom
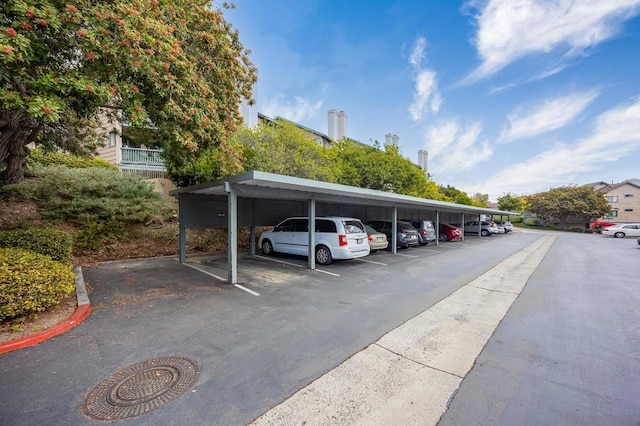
(339, 234, 348, 246)
(368, 235, 373, 241)
(422, 229, 427, 236)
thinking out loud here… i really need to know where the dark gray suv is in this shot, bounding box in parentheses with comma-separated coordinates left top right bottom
(403, 219, 437, 245)
(364, 220, 419, 249)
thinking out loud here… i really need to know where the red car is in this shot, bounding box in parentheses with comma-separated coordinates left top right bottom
(590, 220, 616, 233)
(439, 223, 462, 241)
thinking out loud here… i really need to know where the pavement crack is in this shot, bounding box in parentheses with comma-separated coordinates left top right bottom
(373, 343, 464, 379)
(467, 284, 520, 294)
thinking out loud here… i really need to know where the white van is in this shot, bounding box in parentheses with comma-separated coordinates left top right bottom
(258, 217, 370, 265)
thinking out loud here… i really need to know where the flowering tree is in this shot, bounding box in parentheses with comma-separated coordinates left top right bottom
(0, 0, 257, 184)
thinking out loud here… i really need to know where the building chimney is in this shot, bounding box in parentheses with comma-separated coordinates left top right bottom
(327, 109, 337, 140)
(385, 133, 392, 146)
(418, 149, 428, 175)
(392, 134, 399, 147)
(337, 111, 347, 140)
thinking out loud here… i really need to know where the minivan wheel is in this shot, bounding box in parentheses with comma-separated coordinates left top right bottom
(316, 245, 332, 265)
(614, 232, 625, 238)
(481, 229, 490, 236)
(261, 240, 273, 255)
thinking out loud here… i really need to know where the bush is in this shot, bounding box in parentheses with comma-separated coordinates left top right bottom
(4, 166, 173, 223)
(569, 226, 586, 233)
(27, 149, 117, 170)
(76, 217, 127, 250)
(0, 248, 76, 321)
(0, 228, 73, 263)
(509, 216, 523, 223)
(524, 217, 541, 226)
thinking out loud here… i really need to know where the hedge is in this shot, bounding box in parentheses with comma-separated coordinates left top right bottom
(0, 248, 76, 321)
(0, 228, 73, 263)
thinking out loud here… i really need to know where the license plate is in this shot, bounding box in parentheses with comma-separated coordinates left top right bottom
(376, 237, 384, 241)
(357, 238, 363, 244)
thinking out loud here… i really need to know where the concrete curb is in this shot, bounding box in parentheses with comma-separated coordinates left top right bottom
(0, 266, 92, 356)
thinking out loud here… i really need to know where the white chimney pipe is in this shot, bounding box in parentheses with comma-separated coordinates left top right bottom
(327, 109, 337, 140)
(385, 133, 392, 146)
(337, 111, 347, 140)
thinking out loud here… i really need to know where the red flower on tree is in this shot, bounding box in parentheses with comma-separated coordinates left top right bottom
(86, 52, 95, 60)
(20, 22, 33, 30)
(38, 19, 48, 27)
(43, 107, 53, 115)
(85, 84, 94, 92)
(26, 10, 35, 18)
(77, 29, 86, 38)
(5, 28, 18, 37)
(67, 5, 78, 13)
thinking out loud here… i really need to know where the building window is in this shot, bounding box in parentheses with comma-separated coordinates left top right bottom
(625, 208, 633, 212)
(609, 210, 618, 217)
(624, 193, 634, 198)
(606, 196, 618, 203)
(107, 131, 117, 148)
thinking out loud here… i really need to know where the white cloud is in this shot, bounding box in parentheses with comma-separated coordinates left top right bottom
(500, 91, 599, 142)
(469, 97, 640, 199)
(464, 0, 640, 82)
(425, 120, 493, 177)
(408, 37, 442, 121)
(262, 95, 323, 123)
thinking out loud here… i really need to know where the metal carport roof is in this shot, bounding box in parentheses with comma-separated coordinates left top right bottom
(171, 170, 517, 284)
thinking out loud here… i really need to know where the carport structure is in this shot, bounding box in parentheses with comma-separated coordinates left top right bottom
(172, 170, 516, 284)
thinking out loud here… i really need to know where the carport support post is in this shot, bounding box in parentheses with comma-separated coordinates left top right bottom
(478, 214, 482, 238)
(436, 211, 440, 246)
(308, 199, 316, 270)
(461, 213, 465, 241)
(225, 182, 238, 284)
(391, 207, 398, 254)
(249, 226, 256, 255)
(178, 193, 186, 264)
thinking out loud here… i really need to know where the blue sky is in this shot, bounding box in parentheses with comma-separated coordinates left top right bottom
(224, 0, 640, 201)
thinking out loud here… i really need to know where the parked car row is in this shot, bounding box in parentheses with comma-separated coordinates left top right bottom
(258, 216, 481, 265)
(460, 220, 513, 236)
(601, 223, 640, 238)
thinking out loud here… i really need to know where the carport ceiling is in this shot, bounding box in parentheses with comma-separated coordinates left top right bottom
(172, 170, 516, 216)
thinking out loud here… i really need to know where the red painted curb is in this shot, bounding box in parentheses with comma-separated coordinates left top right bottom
(0, 304, 92, 356)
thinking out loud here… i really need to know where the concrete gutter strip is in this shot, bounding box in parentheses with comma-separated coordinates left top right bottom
(251, 235, 557, 426)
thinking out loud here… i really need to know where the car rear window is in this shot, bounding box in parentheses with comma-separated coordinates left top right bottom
(342, 220, 365, 234)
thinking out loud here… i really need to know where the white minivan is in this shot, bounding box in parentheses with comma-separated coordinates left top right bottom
(258, 216, 370, 265)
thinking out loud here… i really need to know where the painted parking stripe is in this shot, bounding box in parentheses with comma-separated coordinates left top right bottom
(234, 284, 260, 296)
(255, 255, 304, 268)
(314, 268, 340, 277)
(354, 258, 387, 266)
(395, 253, 420, 258)
(183, 262, 226, 282)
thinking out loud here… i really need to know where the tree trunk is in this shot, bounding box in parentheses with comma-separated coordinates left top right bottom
(0, 109, 41, 184)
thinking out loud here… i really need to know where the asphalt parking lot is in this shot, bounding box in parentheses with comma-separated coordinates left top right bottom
(2, 231, 637, 425)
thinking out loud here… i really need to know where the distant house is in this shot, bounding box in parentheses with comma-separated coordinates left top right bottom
(96, 112, 165, 179)
(590, 179, 640, 223)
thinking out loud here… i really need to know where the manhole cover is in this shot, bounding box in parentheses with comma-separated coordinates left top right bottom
(83, 356, 200, 421)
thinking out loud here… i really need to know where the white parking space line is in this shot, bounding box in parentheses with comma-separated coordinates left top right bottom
(395, 253, 420, 258)
(419, 249, 440, 254)
(314, 269, 340, 277)
(254, 255, 304, 268)
(234, 284, 260, 296)
(183, 262, 226, 282)
(354, 258, 388, 266)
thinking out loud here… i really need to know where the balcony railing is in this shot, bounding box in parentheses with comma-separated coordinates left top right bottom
(120, 147, 164, 166)
(118, 147, 166, 179)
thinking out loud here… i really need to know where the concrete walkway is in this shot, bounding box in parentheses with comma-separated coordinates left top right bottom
(251, 235, 556, 425)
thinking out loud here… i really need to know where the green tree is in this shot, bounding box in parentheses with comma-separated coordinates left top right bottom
(438, 184, 473, 205)
(330, 140, 446, 199)
(470, 192, 488, 208)
(526, 185, 610, 229)
(497, 192, 525, 213)
(0, 0, 256, 184)
(235, 120, 338, 182)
